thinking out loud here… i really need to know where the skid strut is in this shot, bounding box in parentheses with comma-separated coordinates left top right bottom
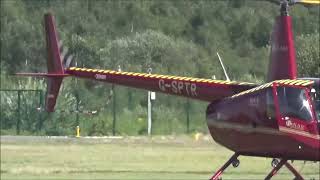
(210, 153, 239, 180)
(265, 159, 287, 180)
(265, 159, 305, 180)
(284, 162, 304, 180)
(210, 155, 306, 180)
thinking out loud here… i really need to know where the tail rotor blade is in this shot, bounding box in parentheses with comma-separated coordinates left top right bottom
(60, 46, 68, 61)
(64, 55, 74, 68)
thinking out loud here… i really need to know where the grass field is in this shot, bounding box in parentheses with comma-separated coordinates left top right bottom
(1, 135, 319, 180)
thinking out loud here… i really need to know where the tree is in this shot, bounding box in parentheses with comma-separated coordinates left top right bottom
(296, 33, 320, 77)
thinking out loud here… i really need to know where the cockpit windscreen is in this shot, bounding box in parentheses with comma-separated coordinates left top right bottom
(276, 87, 313, 121)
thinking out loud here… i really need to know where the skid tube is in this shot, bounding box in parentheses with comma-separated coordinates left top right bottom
(209, 154, 305, 180)
(265, 159, 304, 180)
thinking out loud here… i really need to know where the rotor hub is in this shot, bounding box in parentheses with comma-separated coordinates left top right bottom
(280, 0, 290, 16)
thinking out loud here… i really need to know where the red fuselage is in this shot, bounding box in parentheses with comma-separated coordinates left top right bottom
(206, 80, 320, 161)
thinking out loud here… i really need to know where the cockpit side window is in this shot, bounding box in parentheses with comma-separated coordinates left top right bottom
(266, 88, 276, 120)
(310, 85, 320, 121)
(276, 87, 313, 121)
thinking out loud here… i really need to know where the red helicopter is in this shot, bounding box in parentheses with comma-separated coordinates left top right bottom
(17, 0, 320, 179)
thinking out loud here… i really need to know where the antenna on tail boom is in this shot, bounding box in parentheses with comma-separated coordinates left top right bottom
(216, 52, 230, 81)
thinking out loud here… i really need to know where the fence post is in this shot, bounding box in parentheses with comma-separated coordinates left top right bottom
(112, 84, 116, 136)
(147, 68, 153, 136)
(75, 91, 80, 126)
(16, 90, 21, 135)
(37, 90, 43, 132)
(186, 99, 190, 133)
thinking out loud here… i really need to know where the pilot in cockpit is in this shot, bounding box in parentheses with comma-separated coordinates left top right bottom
(310, 88, 320, 122)
(310, 88, 316, 100)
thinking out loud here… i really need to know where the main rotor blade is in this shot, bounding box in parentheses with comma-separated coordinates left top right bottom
(292, 0, 320, 4)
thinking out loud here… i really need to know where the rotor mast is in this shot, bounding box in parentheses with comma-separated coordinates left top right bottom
(280, 0, 290, 16)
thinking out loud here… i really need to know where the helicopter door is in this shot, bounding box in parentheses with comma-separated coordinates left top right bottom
(272, 84, 319, 137)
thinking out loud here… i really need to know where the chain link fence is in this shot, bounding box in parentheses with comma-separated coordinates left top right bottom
(1, 76, 208, 136)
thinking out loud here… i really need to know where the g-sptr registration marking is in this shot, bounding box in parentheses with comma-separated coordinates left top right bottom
(159, 79, 197, 96)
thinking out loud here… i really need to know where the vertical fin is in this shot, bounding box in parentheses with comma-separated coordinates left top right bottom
(267, 15, 297, 81)
(44, 13, 64, 74)
(44, 13, 64, 112)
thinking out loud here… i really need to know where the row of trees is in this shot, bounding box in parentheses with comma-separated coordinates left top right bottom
(1, 0, 319, 135)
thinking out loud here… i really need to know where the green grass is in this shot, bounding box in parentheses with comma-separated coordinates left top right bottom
(1, 136, 319, 180)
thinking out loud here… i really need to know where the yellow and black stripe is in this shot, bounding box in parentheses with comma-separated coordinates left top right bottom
(231, 79, 314, 98)
(67, 67, 255, 86)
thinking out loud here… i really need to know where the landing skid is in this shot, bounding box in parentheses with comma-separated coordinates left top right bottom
(265, 159, 304, 180)
(209, 154, 305, 180)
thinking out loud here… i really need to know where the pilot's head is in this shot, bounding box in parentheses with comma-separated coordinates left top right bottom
(310, 88, 316, 100)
